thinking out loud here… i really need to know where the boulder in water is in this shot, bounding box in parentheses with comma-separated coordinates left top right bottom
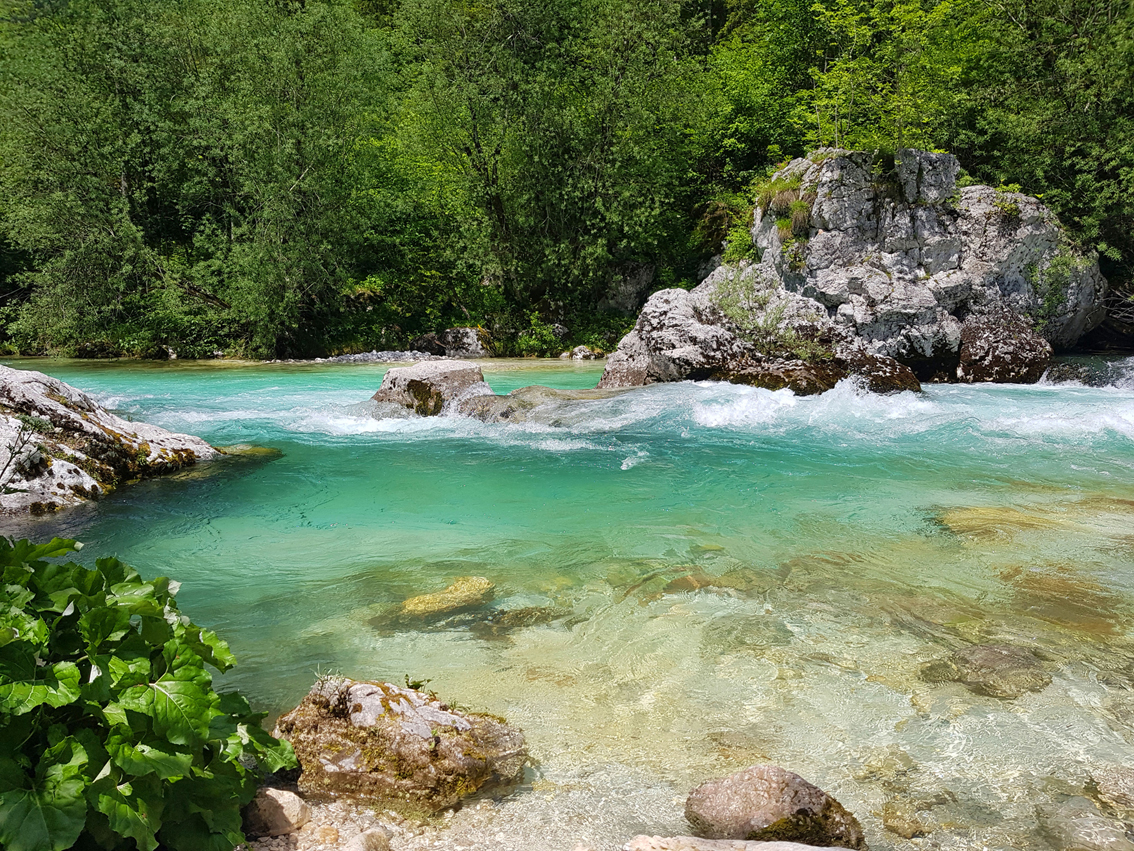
(685, 765, 867, 848)
(274, 677, 527, 812)
(957, 308, 1052, 383)
(0, 365, 217, 514)
(371, 360, 493, 416)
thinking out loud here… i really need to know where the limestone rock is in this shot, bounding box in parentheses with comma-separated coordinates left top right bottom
(1037, 797, 1134, 851)
(0, 365, 217, 515)
(437, 327, 489, 358)
(957, 308, 1052, 383)
(685, 765, 867, 849)
(399, 576, 495, 620)
(371, 360, 493, 416)
(599, 148, 1106, 391)
(919, 644, 1051, 699)
(406, 333, 447, 356)
(570, 345, 602, 360)
(624, 838, 846, 851)
(274, 677, 527, 812)
(242, 787, 311, 838)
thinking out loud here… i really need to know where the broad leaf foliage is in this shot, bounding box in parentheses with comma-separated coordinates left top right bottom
(0, 537, 296, 851)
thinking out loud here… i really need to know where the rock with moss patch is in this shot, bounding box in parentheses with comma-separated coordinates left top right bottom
(685, 765, 867, 849)
(0, 365, 217, 515)
(600, 148, 1105, 390)
(371, 360, 493, 416)
(274, 677, 527, 812)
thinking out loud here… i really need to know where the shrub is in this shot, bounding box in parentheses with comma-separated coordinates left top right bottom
(0, 538, 295, 851)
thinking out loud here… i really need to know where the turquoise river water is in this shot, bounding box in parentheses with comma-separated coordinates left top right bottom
(4, 356, 1134, 850)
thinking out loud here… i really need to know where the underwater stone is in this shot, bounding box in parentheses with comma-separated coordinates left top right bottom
(1037, 796, 1134, 851)
(399, 576, 495, 620)
(1095, 766, 1134, 811)
(685, 765, 867, 849)
(921, 643, 1051, 699)
(624, 838, 847, 850)
(274, 677, 527, 812)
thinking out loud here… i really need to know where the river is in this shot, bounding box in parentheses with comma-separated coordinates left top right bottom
(4, 355, 1134, 850)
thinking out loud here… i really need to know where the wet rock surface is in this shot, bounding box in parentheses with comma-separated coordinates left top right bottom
(458, 384, 628, 423)
(919, 643, 1051, 699)
(0, 364, 217, 514)
(371, 360, 493, 416)
(273, 677, 527, 812)
(1037, 797, 1134, 851)
(600, 148, 1106, 392)
(684, 765, 867, 849)
(957, 308, 1052, 383)
(1096, 766, 1134, 811)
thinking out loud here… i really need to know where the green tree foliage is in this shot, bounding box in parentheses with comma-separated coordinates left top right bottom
(0, 537, 295, 851)
(399, 0, 706, 316)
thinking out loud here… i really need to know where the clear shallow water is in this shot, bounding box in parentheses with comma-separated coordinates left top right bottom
(5, 356, 1134, 850)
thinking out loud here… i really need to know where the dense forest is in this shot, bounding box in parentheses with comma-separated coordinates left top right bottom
(0, 0, 1131, 359)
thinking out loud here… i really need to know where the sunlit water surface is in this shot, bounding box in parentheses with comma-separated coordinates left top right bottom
(5, 355, 1134, 850)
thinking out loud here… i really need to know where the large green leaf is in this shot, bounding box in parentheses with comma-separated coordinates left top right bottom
(108, 737, 194, 780)
(88, 767, 163, 851)
(118, 676, 214, 747)
(0, 738, 89, 851)
(0, 652, 81, 716)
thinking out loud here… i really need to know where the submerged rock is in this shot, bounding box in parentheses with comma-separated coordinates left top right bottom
(0, 364, 217, 514)
(399, 576, 495, 619)
(274, 677, 527, 812)
(458, 384, 627, 423)
(624, 838, 847, 850)
(685, 765, 867, 849)
(599, 148, 1105, 391)
(919, 643, 1051, 699)
(1094, 766, 1134, 811)
(1037, 796, 1134, 851)
(371, 360, 493, 416)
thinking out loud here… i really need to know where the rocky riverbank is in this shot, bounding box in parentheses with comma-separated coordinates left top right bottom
(0, 364, 218, 514)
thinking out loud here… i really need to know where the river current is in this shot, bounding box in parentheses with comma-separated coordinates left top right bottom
(4, 356, 1134, 850)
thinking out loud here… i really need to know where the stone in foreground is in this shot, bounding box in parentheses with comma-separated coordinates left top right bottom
(625, 838, 848, 851)
(274, 678, 527, 812)
(685, 765, 866, 849)
(0, 365, 217, 514)
(243, 787, 311, 837)
(371, 360, 492, 416)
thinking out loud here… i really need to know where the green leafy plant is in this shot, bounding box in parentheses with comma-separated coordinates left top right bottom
(0, 538, 296, 851)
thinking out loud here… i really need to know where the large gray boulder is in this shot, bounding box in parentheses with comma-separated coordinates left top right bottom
(0, 365, 217, 515)
(685, 765, 866, 849)
(600, 149, 1106, 391)
(274, 678, 527, 813)
(371, 360, 493, 415)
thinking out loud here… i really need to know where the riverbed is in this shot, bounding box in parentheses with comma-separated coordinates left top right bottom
(4, 355, 1134, 850)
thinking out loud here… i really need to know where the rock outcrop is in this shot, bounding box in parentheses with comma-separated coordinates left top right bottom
(685, 765, 866, 849)
(371, 360, 493, 415)
(600, 149, 1106, 392)
(0, 365, 217, 514)
(274, 678, 527, 813)
(408, 328, 490, 358)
